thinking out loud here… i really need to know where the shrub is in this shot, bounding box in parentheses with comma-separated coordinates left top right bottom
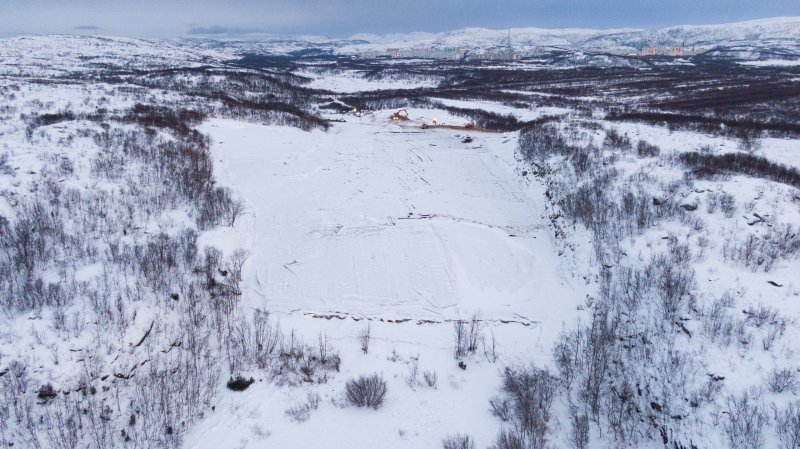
(636, 140, 660, 158)
(454, 319, 468, 359)
(702, 296, 738, 346)
(719, 192, 736, 218)
(358, 323, 371, 354)
(37, 383, 58, 401)
(489, 396, 512, 422)
(776, 401, 800, 449)
(491, 428, 526, 449)
(443, 434, 476, 449)
(603, 129, 632, 152)
(226, 376, 255, 391)
(490, 366, 557, 449)
(285, 393, 320, 423)
(722, 392, 768, 449)
(568, 408, 590, 449)
(345, 374, 387, 409)
(285, 404, 310, 422)
(454, 314, 482, 359)
(423, 370, 438, 388)
(0, 152, 13, 175)
(766, 368, 798, 394)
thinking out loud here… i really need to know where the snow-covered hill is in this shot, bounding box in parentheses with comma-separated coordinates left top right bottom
(3, 16, 799, 73)
(182, 16, 800, 56)
(0, 35, 228, 76)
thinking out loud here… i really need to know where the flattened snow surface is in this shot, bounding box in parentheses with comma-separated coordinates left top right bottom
(200, 116, 583, 321)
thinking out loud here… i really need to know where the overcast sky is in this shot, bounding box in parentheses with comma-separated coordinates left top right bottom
(1, 0, 799, 38)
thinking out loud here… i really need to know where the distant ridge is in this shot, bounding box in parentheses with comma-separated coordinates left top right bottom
(339, 17, 800, 53)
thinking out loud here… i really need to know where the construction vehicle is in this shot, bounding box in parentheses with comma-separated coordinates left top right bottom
(390, 108, 409, 121)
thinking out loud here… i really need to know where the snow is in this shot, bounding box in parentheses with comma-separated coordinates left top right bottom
(0, 35, 226, 76)
(178, 111, 592, 449)
(321, 16, 800, 56)
(183, 315, 537, 449)
(198, 114, 585, 321)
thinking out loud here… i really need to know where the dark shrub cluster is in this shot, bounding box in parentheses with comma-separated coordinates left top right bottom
(608, 111, 800, 138)
(124, 103, 206, 136)
(226, 376, 255, 391)
(636, 140, 661, 157)
(679, 151, 800, 188)
(345, 374, 388, 409)
(489, 366, 557, 449)
(603, 128, 632, 152)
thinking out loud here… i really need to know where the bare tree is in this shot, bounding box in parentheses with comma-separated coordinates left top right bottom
(358, 323, 371, 354)
(723, 392, 768, 449)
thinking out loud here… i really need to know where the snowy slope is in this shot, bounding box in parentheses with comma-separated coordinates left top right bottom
(0, 35, 229, 76)
(199, 113, 586, 322)
(161, 17, 800, 59)
(577, 16, 800, 50)
(336, 17, 800, 55)
(182, 112, 590, 449)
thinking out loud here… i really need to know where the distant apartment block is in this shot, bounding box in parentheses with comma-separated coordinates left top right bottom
(666, 47, 684, 56)
(638, 47, 686, 57)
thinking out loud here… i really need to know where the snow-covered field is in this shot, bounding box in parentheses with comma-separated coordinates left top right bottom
(181, 114, 589, 448)
(163, 109, 594, 449)
(200, 115, 584, 320)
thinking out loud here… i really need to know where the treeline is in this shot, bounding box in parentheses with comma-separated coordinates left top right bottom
(679, 151, 800, 188)
(609, 111, 800, 138)
(94, 65, 330, 131)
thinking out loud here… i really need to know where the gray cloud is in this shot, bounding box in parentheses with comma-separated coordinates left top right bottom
(74, 25, 101, 31)
(188, 25, 250, 35)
